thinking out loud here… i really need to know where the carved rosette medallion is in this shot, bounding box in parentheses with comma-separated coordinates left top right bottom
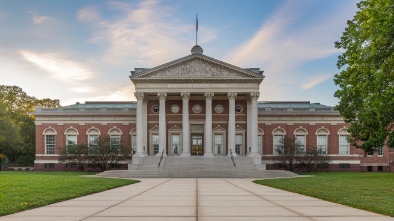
(215, 105, 224, 113)
(192, 104, 202, 113)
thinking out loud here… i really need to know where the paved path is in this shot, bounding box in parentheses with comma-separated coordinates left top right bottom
(1, 178, 393, 221)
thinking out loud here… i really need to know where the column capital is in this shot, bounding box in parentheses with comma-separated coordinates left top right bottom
(250, 92, 260, 100)
(157, 92, 167, 100)
(227, 92, 237, 100)
(204, 92, 214, 100)
(181, 92, 190, 100)
(134, 92, 144, 100)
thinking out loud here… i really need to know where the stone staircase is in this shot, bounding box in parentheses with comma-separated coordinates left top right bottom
(97, 155, 297, 178)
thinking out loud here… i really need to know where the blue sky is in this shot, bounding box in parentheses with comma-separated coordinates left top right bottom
(0, 0, 358, 106)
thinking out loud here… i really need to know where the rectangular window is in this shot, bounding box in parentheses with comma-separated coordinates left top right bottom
(110, 135, 121, 154)
(172, 134, 180, 154)
(235, 134, 243, 154)
(88, 135, 99, 155)
(295, 135, 306, 153)
(258, 135, 262, 155)
(317, 135, 327, 154)
(339, 135, 349, 154)
(152, 134, 159, 154)
(132, 134, 137, 154)
(45, 135, 56, 154)
(377, 146, 383, 156)
(339, 163, 350, 168)
(273, 135, 283, 155)
(214, 134, 223, 155)
(66, 135, 77, 147)
(44, 163, 55, 169)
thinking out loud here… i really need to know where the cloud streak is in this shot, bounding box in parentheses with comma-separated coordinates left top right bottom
(19, 50, 96, 83)
(301, 74, 331, 89)
(78, 0, 216, 66)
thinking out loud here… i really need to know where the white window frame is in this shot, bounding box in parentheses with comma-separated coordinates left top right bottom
(272, 128, 286, 155)
(171, 134, 180, 155)
(152, 134, 159, 155)
(87, 127, 100, 155)
(316, 128, 329, 154)
(339, 135, 350, 155)
(257, 128, 264, 155)
(45, 135, 56, 155)
(235, 134, 243, 155)
(377, 146, 383, 156)
(43, 128, 57, 155)
(108, 127, 122, 155)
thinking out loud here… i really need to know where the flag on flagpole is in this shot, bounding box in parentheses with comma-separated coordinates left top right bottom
(196, 14, 198, 32)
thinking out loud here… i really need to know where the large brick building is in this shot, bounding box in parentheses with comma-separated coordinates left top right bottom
(33, 45, 394, 172)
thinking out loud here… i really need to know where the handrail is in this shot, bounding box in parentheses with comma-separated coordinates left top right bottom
(230, 149, 236, 169)
(158, 150, 164, 170)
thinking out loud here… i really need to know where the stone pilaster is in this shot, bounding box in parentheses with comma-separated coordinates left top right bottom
(249, 92, 261, 163)
(157, 93, 167, 156)
(133, 92, 145, 164)
(204, 92, 214, 157)
(180, 92, 191, 157)
(228, 92, 237, 156)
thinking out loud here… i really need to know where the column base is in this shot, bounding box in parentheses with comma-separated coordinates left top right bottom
(204, 152, 214, 157)
(180, 152, 191, 157)
(132, 155, 145, 165)
(248, 153, 262, 165)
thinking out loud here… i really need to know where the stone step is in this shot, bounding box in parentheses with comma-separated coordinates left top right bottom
(96, 155, 298, 178)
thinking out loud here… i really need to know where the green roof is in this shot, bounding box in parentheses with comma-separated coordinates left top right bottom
(258, 102, 333, 109)
(65, 102, 136, 109)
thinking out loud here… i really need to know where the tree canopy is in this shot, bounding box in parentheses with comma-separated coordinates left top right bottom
(334, 0, 394, 154)
(0, 85, 60, 164)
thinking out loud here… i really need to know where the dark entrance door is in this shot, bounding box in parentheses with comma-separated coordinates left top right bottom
(191, 134, 203, 156)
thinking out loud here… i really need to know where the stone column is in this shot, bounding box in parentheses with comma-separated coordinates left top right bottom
(134, 92, 145, 157)
(157, 93, 167, 156)
(249, 92, 261, 160)
(142, 100, 148, 155)
(180, 92, 191, 157)
(247, 99, 252, 154)
(204, 92, 214, 157)
(228, 92, 237, 156)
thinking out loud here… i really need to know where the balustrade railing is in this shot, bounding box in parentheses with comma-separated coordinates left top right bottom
(158, 150, 164, 170)
(230, 149, 236, 169)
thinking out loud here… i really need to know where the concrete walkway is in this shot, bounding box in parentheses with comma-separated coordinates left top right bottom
(1, 178, 393, 221)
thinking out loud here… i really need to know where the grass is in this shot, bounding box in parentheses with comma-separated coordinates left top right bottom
(254, 172, 394, 217)
(0, 172, 139, 216)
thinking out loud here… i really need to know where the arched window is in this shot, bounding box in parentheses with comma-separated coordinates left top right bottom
(294, 127, 308, 153)
(129, 128, 136, 155)
(338, 128, 350, 155)
(64, 127, 78, 147)
(272, 128, 286, 155)
(316, 128, 330, 154)
(87, 128, 100, 154)
(43, 128, 57, 155)
(108, 127, 122, 153)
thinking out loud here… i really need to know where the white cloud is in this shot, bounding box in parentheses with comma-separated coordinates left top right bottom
(62, 86, 134, 106)
(19, 50, 96, 83)
(78, 0, 217, 66)
(301, 74, 331, 89)
(71, 87, 95, 93)
(32, 15, 51, 24)
(77, 6, 99, 23)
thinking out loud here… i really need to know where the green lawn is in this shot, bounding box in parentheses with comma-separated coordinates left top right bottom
(0, 172, 139, 216)
(254, 172, 394, 217)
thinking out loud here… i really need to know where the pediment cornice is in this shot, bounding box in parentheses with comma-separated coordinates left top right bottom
(130, 53, 265, 83)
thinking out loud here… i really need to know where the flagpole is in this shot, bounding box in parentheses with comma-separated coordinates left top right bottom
(196, 14, 198, 45)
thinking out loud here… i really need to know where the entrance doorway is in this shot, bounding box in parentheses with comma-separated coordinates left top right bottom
(191, 134, 203, 155)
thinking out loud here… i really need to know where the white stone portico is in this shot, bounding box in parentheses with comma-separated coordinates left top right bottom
(130, 45, 265, 165)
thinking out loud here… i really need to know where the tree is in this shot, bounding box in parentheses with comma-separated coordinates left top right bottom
(58, 144, 90, 171)
(274, 137, 304, 172)
(334, 0, 394, 154)
(0, 85, 61, 164)
(58, 136, 130, 171)
(0, 101, 21, 162)
(298, 150, 330, 172)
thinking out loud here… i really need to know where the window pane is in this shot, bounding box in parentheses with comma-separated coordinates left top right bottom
(172, 134, 180, 144)
(66, 135, 77, 146)
(46, 135, 56, 154)
(258, 135, 262, 154)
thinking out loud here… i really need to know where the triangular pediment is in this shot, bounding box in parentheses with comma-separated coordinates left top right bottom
(130, 53, 264, 81)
